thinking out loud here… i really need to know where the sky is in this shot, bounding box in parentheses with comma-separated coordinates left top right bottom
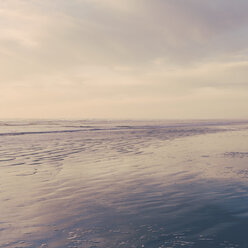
(1, 0, 248, 119)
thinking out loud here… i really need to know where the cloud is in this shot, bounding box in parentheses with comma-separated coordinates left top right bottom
(0, 0, 248, 118)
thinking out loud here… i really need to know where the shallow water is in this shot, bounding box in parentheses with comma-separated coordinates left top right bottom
(0, 120, 248, 248)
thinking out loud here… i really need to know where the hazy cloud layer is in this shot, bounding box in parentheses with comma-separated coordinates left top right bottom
(1, 0, 248, 118)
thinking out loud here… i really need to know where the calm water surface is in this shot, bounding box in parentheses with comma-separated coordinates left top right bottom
(0, 120, 248, 248)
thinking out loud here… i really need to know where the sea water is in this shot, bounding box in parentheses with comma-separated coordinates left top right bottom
(0, 120, 248, 248)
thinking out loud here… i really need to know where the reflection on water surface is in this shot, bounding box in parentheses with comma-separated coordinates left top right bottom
(0, 120, 248, 247)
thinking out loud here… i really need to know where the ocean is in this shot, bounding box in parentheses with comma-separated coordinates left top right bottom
(0, 119, 248, 248)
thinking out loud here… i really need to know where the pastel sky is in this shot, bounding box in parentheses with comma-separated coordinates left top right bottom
(1, 0, 248, 119)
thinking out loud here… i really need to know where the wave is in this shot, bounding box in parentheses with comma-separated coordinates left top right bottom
(0, 129, 84, 136)
(0, 120, 247, 137)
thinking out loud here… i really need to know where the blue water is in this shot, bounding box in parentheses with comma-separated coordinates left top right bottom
(0, 120, 248, 247)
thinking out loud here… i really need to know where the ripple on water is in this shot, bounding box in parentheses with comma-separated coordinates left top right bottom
(0, 120, 248, 247)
